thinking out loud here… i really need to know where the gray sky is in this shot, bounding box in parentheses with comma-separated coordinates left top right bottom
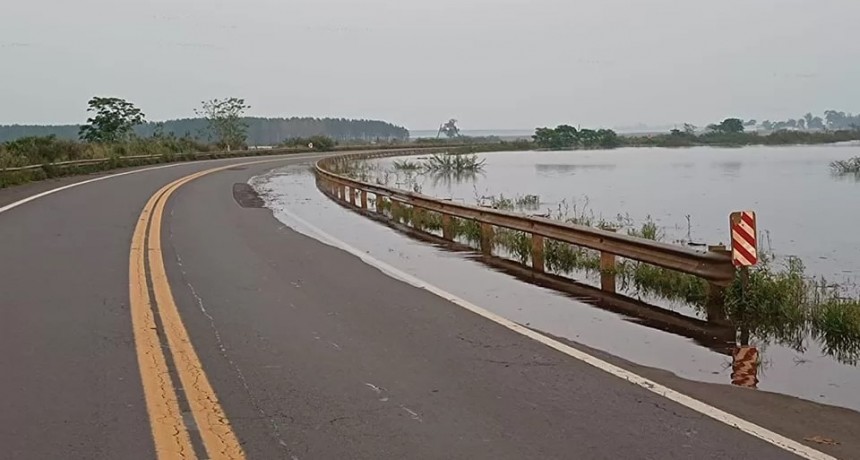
(2, 0, 858, 129)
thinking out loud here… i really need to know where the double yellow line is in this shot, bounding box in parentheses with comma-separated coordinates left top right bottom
(128, 157, 313, 459)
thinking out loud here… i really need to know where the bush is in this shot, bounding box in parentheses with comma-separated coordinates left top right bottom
(281, 135, 337, 151)
(4, 135, 86, 164)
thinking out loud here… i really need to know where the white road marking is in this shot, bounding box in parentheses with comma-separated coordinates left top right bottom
(0, 153, 328, 216)
(277, 208, 835, 460)
(0, 163, 185, 215)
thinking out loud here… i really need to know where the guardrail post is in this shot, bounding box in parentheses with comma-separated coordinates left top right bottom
(390, 200, 401, 221)
(353, 188, 361, 207)
(480, 222, 494, 255)
(442, 214, 454, 240)
(360, 189, 368, 209)
(706, 245, 731, 325)
(532, 234, 545, 273)
(374, 194, 383, 213)
(336, 184, 343, 200)
(599, 227, 618, 293)
(413, 206, 424, 230)
(600, 251, 617, 293)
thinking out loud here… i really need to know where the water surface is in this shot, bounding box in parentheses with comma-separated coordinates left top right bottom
(375, 145, 860, 283)
(251, 151, 860, 412)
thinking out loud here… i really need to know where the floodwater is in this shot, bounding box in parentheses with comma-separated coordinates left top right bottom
(251, 145, 860, 412)
(374, 145, 860, 283)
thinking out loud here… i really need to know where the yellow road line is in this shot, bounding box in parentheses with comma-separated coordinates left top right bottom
(147, 170, 245, 460)
(130, 157, 319, 459)
(129, 184, 196, 459)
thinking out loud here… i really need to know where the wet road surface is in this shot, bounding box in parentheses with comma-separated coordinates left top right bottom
(0, 155, 854, 459)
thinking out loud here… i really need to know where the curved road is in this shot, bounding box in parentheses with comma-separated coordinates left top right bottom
(0, 154, 852, 459)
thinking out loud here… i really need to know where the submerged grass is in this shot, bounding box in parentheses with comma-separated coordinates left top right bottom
(332, 158, 860, 364)
(489, 200, 860, 364)
(830, 156, 860, 175)
(425, 153, 485, 173)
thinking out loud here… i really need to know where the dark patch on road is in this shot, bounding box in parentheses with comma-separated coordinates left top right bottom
(227, 166, 248, 171)
(232, 183, 264, 208)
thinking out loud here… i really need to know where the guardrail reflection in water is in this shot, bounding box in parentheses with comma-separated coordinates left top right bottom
(314, 151, 760, 388)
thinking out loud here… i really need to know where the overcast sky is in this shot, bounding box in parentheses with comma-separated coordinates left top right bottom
(2, 0, 858, 129)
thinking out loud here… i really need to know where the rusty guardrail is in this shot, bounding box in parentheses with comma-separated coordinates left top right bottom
(314, 150, 736, 298)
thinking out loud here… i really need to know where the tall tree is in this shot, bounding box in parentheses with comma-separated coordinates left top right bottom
(437, 119, 461, 138)
(78, 97, 146, 142)
(195, 98, 251, 151)
(683, 123, 697, 135)
(808, 115, 826, 131)
(804, 113, 815, 130)
(708, 118, 745, 134)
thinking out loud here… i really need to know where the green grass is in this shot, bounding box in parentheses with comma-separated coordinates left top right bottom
(485, 203, 860, 364)
(424, 153, 485, 173)
(493, 228, 532, 264)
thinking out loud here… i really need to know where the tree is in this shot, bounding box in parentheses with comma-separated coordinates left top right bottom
(195, 98, 251, 151)
(437, 119, 461, 138)
(761, 120, 774, 130)
(596, 128, 620, 147)
(578, 128, 600, 147)
(532, 127, 559, 148)
(78, 97, 146, 142)
(555, 124, 578, 147)
(708, 118, 745, 134)
(683, 123, 697, 135)
(808, 115, 826, 131)
(804, 113, 815, 130)
(744, 119, 757, 127)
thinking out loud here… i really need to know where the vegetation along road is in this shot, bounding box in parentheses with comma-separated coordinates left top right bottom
(1, 150, 858, 459)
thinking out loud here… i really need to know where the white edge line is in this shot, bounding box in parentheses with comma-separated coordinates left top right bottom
(0, 153, 327, 216)
(0, 163, 184, 215)
(276, 207, 835, 460)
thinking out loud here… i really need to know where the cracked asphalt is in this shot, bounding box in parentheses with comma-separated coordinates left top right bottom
(0, 156, 849, 459)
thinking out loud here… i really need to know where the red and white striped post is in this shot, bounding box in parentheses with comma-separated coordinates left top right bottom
(730, 211, 757, 267)
(730, 211, 759, 388)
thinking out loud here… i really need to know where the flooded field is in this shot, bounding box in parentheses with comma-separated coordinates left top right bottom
(251, 145, 860, 412)
(373, 145, 860, 283)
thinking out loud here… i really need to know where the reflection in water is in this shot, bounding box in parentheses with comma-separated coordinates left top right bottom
(259, 163, 860, 411)
(715, 161, 742, 178)
(352, 215, 858, 390)
(426, 170, 482, 188)
(535, 163, 617, 177)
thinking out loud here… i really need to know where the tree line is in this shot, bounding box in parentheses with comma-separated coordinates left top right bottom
(759, 111, 860, 131)
(1, 115, 409, 145)
(697, 110, 860, 132)
(532, 125, 620, 149)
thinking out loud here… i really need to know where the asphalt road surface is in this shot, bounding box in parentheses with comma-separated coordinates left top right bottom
(0, 154, 852, 459)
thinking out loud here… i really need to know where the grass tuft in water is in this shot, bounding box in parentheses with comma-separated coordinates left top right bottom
(830, 156, 860, 176)
(425, 153, 485, 173)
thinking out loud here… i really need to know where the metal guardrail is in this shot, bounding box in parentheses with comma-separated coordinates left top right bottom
(314, 150, 736, 294)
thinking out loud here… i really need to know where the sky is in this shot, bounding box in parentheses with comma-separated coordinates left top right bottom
(2, 0, 859, 130)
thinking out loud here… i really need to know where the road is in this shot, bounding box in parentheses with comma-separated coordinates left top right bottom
(0, 154, 852, 459)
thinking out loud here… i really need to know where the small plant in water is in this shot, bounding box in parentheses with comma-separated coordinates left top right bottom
(830, 156, 860, 176)
(392, 159, 423, 171)
(425, 153, 485, 173)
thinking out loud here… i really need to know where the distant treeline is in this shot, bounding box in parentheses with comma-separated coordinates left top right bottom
(0, 117, 410, 144)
